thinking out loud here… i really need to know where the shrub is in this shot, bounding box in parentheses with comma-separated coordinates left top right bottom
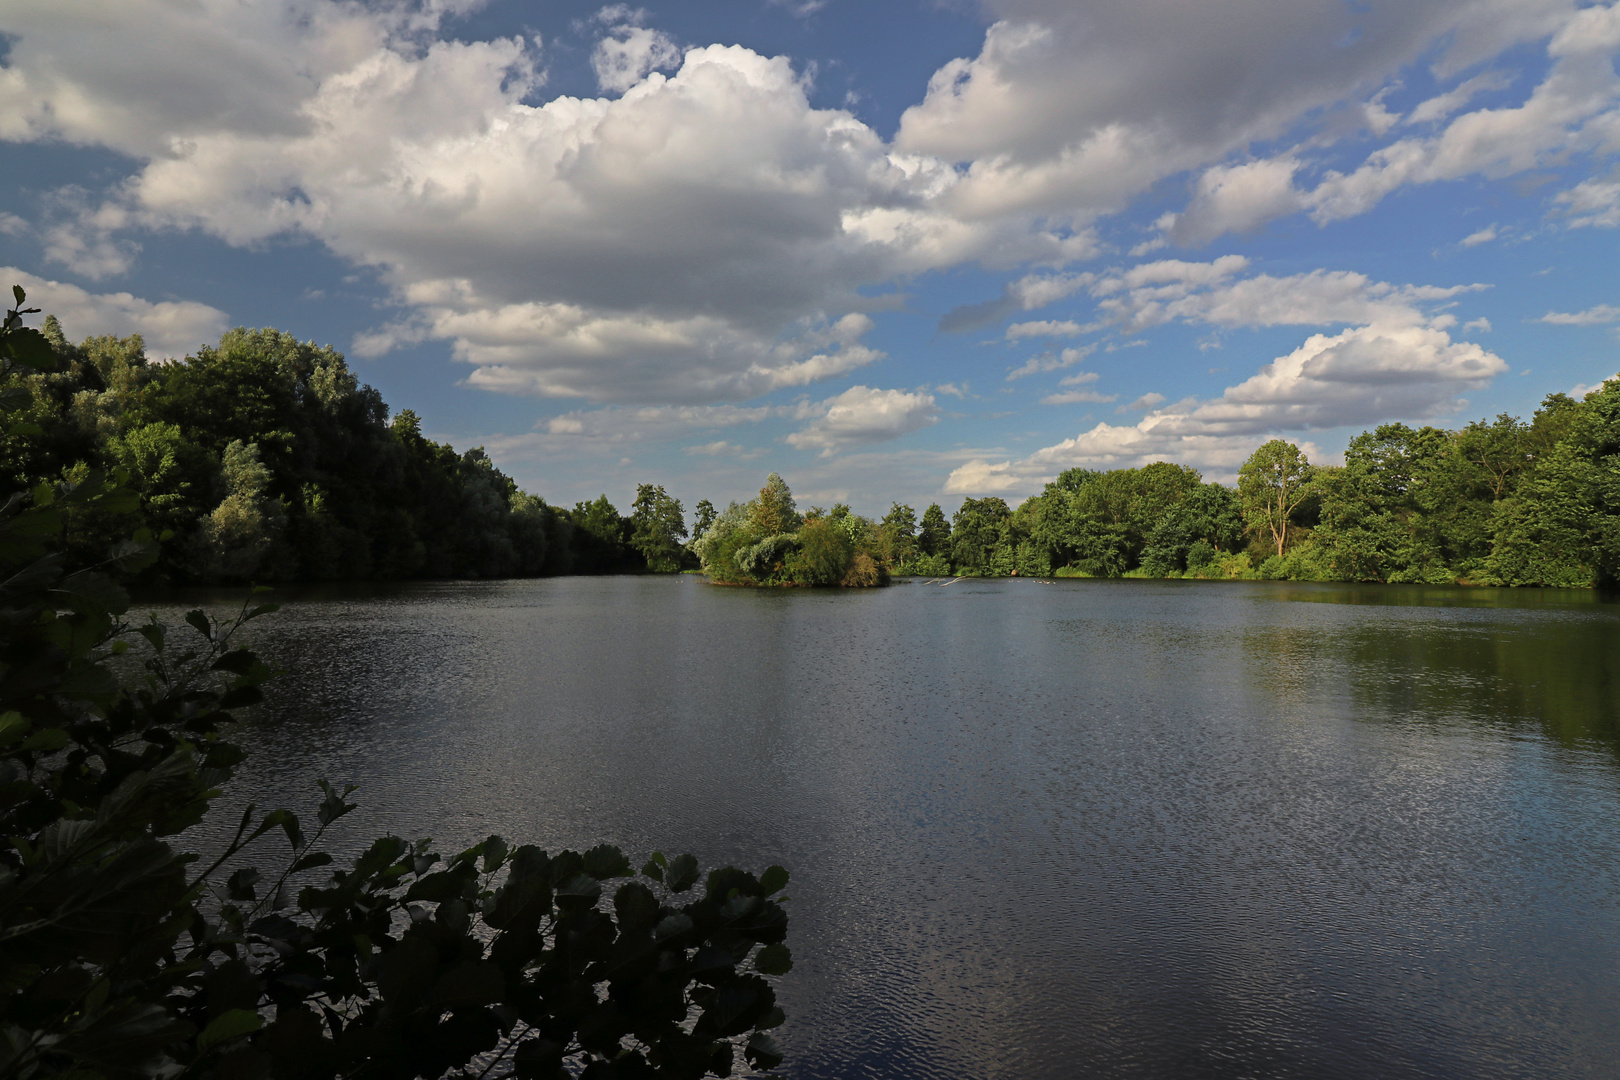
(785, 518, 849, 585)
(899, 552, 951, 576)
(840, 552, 883, 588)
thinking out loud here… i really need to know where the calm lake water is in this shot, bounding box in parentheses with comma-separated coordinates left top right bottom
(176, 576, 1620, 1079)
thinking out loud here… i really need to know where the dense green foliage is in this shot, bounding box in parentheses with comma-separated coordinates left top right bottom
(0, 289, 794, 1079)
(14, 293, 1615, 590)
(0, 312, 697, 583)
(693, 475, 896, 587)
(877, 380, 1620, 589)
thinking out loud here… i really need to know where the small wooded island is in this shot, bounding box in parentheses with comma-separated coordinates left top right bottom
(695, 474, 888, 587)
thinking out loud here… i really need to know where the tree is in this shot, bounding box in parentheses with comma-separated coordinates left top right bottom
(749, 473, 799, 536)
(569, 495, 633, 573)
(631, 483, 688, 572)
(876, 502, 917, 570)
(1456, 413, 1531, 501)
(189, 439, 288, 581)
(105, 421, 214, 538)
(1139, 483, 1244, 575)
(1487, 377, 1620, 587)
(950, 497, 1011, 573)
(690, 498, 717, 543)
(1238, 439, 1315, 557)
(786, 516, 851, 584)
(916, 503, 950, 557)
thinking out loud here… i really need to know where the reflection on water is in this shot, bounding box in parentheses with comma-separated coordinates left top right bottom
(154, 577, 1620, 1080)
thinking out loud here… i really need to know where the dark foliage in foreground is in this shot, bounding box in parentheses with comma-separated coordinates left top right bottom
(0, 289, 793, 1080)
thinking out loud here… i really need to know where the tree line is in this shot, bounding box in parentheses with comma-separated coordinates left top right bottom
(1, 316, 697, 583)
(9, 304, 1616, 589)
(876, 382, 1620, 588)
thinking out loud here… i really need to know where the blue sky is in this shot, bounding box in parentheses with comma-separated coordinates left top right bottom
(2, 0, 1617, 517)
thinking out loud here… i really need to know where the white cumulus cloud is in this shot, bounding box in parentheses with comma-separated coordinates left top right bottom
(786, 386, 940, 455)
(1, 4, 1110, 406)
(1305, 14, 1620, 226)
(1165, 158, 1305, 245)
(592, 23, 682, 93)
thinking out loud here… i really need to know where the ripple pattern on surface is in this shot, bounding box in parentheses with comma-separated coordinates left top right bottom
(154, 576, 1620, 1080)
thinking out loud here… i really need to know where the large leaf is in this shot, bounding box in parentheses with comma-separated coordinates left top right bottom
(197, 1008, 264, 1051)
(2, 326, 57, 371)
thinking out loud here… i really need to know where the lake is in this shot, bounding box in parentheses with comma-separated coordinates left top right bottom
(181, 575, 1620, 1079)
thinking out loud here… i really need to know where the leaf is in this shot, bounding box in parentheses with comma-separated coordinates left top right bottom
(759, 865, 789, 896)
(290, 852, 332, 874)
(480, 834, 508, 874)
(0, 711, 29, 747)
(744, 1031, 784, 1070)
(404, 869, 469, 904)
(56, 570, 131, 617)
(226, 867, 261, 902)
(582, 843, 630, 880)
(689, 943, 735, 974)
(106, 538, 159, 573)
(666, 853, 700, 893)
(136, 621, 165, 653)
(40, 818, 97, 860)
(554, 873, 601, 908)
(696, 977, 767, 1037)
(273, 810, 303, 849)
(21, 727, 69, 752)
(197, 1008, 264, 1052)
(212, 649, 257, 675)
(3, 326, 57, 370)
(185, 609, 213, 641)
(315, 780, 357, 826)
(753, 943, 792, 976)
